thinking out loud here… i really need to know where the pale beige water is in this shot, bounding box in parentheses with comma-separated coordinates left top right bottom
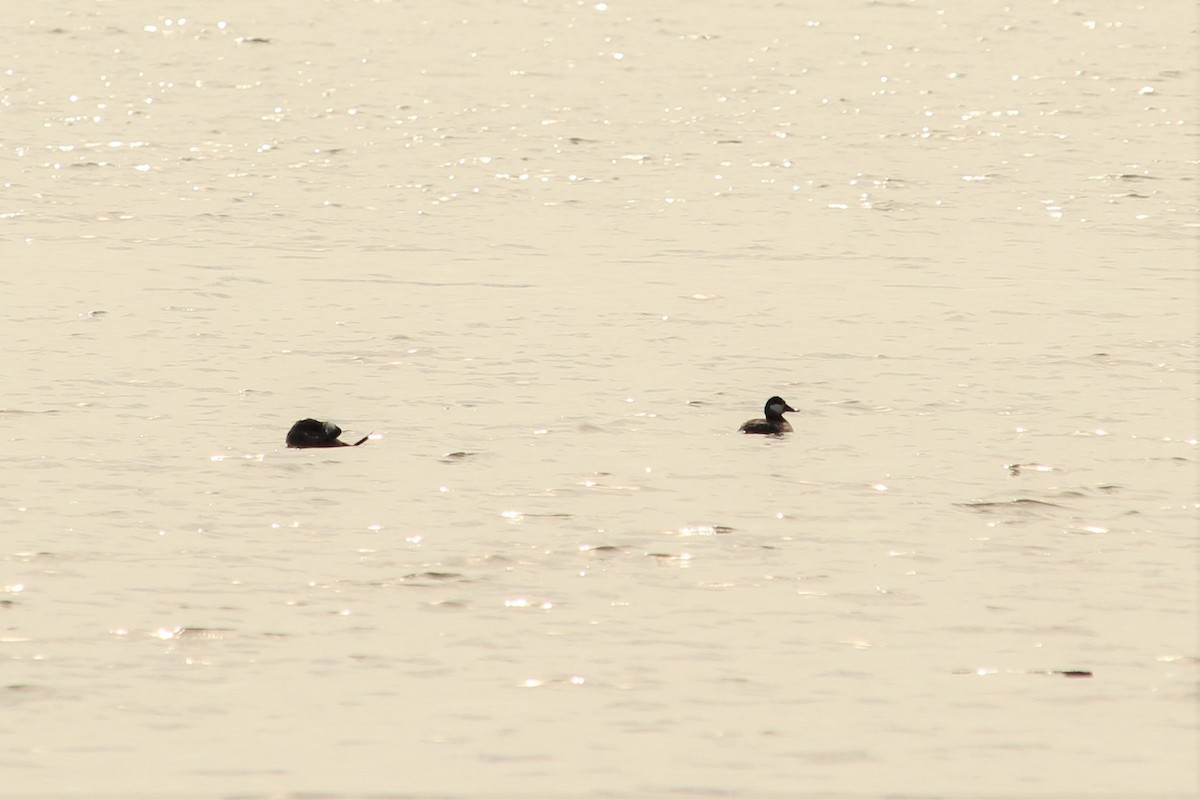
(1, 1, 1196, 798)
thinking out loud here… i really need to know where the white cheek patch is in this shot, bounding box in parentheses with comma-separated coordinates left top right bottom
(769, 403, 785, 415)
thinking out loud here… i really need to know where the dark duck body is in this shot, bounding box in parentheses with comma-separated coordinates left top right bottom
(286, 419, 368, 448)
(739, 396, 796, 435)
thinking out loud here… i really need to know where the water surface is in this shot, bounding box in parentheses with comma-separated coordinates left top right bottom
(1, 1, 1196, 797)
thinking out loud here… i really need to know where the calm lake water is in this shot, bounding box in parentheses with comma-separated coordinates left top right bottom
(2, 1, 1196, 798)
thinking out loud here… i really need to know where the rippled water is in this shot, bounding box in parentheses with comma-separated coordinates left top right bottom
(2, 1, 1196, 798)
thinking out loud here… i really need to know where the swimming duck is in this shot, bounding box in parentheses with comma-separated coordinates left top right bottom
(738, 396, 796, 435)
(286, 418, 368, 448)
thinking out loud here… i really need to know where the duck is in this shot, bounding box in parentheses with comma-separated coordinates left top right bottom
(286, 418, 368, 448)
(738, 396, 796, 435)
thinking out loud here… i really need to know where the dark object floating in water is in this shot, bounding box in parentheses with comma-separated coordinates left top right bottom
(739, 396, 796, 435)
(286, 419, 368, 449)
(954, 668, 1094, 679)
